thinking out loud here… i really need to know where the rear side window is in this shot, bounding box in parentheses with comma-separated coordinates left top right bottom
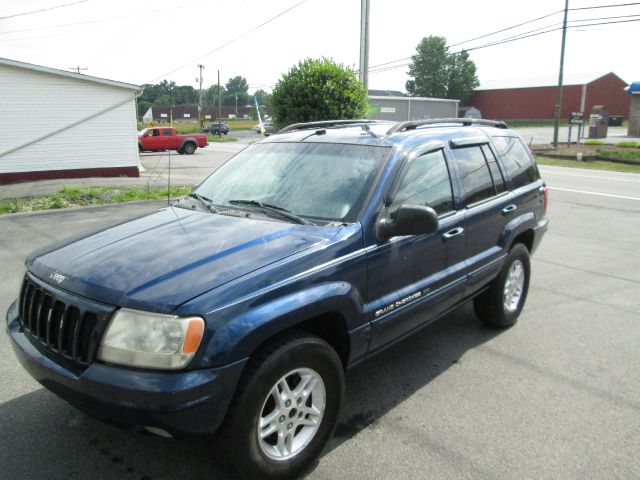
(390, 150, 454, 215)
(492, 136, 539, 188)
(162, 129, 173, 136)
(451, 146, 495, 205)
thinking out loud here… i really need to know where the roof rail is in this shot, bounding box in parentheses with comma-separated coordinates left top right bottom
(277, 119, 384, 134)
(386, 118, 509, 135)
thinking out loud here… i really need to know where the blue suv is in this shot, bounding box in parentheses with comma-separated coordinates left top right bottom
(7, 118, 548, 478)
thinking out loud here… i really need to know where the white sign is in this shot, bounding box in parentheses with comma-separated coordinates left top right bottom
(184, 113, 191, 118)
(160, 113, 168, 118)
(381, 107, 396, 113)
(205, 115, 211, 119)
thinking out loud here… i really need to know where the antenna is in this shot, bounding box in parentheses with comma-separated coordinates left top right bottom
(69, 66, 87, 74)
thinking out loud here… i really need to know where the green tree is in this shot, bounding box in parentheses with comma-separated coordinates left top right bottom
(225, 76, 249, 94)
(270, 58, 368, 129)
(406, 36, 479, 104)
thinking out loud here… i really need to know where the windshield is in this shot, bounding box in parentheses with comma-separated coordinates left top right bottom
(195, 142, 389, 223)
(137, 128, 148, 137)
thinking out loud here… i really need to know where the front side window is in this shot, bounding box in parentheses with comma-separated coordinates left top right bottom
(452, 146, 496, 205)
(390, 150, 454, 216)
(196, 142, 390, 223)
(491, 136, 539, 188)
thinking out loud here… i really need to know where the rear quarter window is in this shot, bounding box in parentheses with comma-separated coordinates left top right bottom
(491, 136, 539, 188)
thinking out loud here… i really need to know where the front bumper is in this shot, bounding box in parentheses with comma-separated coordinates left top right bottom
(6, 301, 246, 436)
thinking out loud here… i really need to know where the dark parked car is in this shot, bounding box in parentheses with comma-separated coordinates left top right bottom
(202, 122, 229, 135)
(7, 118, 548, 479)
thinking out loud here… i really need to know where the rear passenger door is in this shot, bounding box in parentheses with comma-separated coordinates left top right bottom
(448, 137, 514, 292)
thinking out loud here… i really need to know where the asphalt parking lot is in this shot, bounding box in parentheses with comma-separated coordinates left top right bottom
(1, 166, 639, 479)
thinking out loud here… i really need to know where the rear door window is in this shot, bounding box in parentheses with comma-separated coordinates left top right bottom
(491, 136, 539, 188)
(451, 146, 495, 206)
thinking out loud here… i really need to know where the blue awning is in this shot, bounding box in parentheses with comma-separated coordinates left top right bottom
(626, 81, 640, 94)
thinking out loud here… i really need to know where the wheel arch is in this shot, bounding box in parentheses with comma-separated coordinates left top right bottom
(202, 283, 362, 369)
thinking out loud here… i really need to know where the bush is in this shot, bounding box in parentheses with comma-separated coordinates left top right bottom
(584, 140, 605, 145)
(270, 58, 368, 129)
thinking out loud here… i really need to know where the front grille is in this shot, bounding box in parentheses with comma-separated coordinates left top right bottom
(18, 275, 112, 369)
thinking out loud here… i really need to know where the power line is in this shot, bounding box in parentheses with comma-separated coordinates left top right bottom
(367, 3, 640, 73)
(0, 0, 91, 20)
(367, 16, 640, 75)
(145, 0, 309, 83)
(0, 2, 209, 36)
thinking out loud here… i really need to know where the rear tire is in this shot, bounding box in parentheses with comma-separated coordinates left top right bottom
(183, 142, 196, 154)
(219, 331, 344, 479)
(474, 243, 531, 328)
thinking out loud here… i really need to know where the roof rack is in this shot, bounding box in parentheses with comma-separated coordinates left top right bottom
(277, 119, 384, 134)
(386, 118, 508, 135)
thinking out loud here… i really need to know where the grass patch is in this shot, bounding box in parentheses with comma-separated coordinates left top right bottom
(503, 120, 556, 128)
(207, 135, 239, 142)
(139, 118, 257, 133)
(583, 139, 605, 145)
(616, 141, 640, 148)
(536, 155, 640, 173)
(0, 185, 192, 216)
(596, 149, 640, 163)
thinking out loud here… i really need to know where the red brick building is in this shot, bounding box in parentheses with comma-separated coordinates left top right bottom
(469, 72, 629, 121)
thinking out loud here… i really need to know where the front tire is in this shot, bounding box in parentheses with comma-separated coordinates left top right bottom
(474, 243, 531, 328)
(220, 332, 344, 479)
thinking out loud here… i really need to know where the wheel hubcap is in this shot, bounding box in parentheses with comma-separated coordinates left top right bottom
(257, 368, 325, 461)
(503, 259, 525, 313)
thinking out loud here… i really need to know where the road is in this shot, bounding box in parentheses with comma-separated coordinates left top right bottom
(1, 166, 639, 479)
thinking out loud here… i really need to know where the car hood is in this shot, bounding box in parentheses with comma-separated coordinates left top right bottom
(28, 206, 340, 312)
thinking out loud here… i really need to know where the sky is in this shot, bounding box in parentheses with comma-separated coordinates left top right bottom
(1, 0, 638, 94)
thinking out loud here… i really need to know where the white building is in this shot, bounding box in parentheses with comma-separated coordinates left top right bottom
(0, 58, 142, 185)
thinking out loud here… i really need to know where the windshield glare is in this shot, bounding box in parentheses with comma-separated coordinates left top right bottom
(195, 142, 389, 223)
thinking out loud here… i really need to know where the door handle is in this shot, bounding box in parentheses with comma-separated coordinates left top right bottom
(502, 204, 517, 215)
(443, 227, 464, 241)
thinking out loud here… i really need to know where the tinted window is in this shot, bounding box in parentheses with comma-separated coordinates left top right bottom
(481, 145, 506, 194)
(162, 129, 173, 136)
(452, 146, 495, 205)
(390, 150, 454, 215)
(492, 136, 539, 188)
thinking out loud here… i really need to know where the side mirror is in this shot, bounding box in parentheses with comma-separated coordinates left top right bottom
(376, 204, 439, 241)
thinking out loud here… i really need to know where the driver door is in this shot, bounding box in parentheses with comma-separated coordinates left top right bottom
(367, 148, 466, 351)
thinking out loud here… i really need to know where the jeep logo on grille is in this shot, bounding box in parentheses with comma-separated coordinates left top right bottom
(49, 272, 66, 284)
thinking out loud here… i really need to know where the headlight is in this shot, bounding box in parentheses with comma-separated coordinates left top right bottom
(97, 308, 205, 369)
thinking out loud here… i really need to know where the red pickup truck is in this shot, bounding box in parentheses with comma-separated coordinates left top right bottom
(138, 127, 208, 154)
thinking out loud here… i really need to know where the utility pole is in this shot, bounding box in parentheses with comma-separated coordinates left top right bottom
(69, 66, 87, 74)
(358, 0, 370, 91)
(217, 70, 222, 137)
(197, 64, 205, 130)
(553, 0, 570, 148)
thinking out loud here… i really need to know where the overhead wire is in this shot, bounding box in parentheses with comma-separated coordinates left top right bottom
(367, 2, 640, 75)
(0, 0, 92, 20)
(144, 0, 309, 83)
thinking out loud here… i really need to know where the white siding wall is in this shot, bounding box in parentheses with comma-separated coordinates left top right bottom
(0, 63, 139, 174)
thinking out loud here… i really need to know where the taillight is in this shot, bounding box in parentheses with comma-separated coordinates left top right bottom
(543, 186, 549, 215)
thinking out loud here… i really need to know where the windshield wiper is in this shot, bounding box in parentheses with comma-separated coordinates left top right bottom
(186, 192, 220, 213)
(228, 199, 314, 225)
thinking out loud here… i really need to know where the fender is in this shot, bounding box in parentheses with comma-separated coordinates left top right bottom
(500, 210, 537, 248)
(200, 281, 364, 367)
